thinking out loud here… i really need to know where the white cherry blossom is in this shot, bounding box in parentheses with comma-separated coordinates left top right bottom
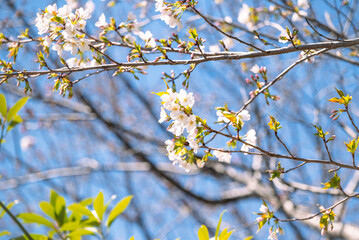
(237, 110, 251, 122)
(259, 204, 269, 213)
(138, 31, 156, 48)
(45, 4, 58, 19)
(216, 110, 231, 123)
(168, 121, 184, 136)
(58, 5, 71, 18)
(268, 229, 279, 240)
(213, 150, 232, 163)
(241, 129, 257, 154)
(298, 0, 309, 10)
(52, 44, 63, 57)
(238, 4, 255, 30)
(292, 10, 307, 22)
(178, 89, 195, 108)
(43, 36, 52, 47)
(250, 64, 260, 74)
(76, 7, 91, 20)
(66, 57, 79, 68)
(77, 38, 91, 52)
(35, 13, 50, 35)
(158, 107, 168, 123)
(95, 13, 109, 28)
(63, 39, 78, 55)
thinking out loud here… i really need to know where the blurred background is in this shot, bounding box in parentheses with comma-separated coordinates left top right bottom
(1, 0, 359, 239)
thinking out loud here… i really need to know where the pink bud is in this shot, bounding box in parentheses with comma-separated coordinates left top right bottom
(246, 78, 251, 83)
(249, 91, 255, 98)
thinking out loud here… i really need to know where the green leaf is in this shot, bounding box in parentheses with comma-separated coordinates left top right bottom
(219, 228, 228, 240)
(0, 94, 6, 117)
(198, 225, 210, 240)
(243, 236, 253, 240)
(345, 137, 359, 154)
(220, 230, 234, 240)
(11, 234, 49, 240)
(0, 230, 10, 237)
(94, 192, 104, 221)
(268, 115, 281, 132)
(55, 195, 66, 226)
(106, 195, 133, 227)
(39, 201, 55, 220)
(335, 87, 344, 97)
(0, 201, 17, 218)
(17, 213, 54, 229)
(7, 115, 22, 132)
(6, 96, 28, 122)
(215, 210, 226, 240)
(50, 190, 58, 207)
(322, 173, 341, 190)
(67, 228, 97, 237)
(79, 198, 93, 206)
(61, 221, 81, 231)
(68, 203, 95, 219)
(151, 91, 167, 97)
(222, 113, 236, 123)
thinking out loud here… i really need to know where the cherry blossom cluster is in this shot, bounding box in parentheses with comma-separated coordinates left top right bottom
(255, 203, 284, 240)
(216, 108, 257, 155)
(36, 4, 93, 58)
(155, 0, 183, 30)
(95, 12, 156, 48)
(158, 88, 199, 171)
(158, 88, 259, 170)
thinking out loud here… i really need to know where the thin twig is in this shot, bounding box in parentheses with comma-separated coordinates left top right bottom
(191, 7, 267, 53)
(275, 132, 294, 158)
(0, 201, 33, 240)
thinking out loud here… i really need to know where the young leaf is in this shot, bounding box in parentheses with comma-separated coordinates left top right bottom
(215, 210, 227, 240)
(0, 94, 6, 117)
(0, 201, 18, 218)
(7, 114, 22, 132)
(322, 173, 341, 190)
(0, 230, 11, 237)
(17, 213, 54, 229)
(94, 192, 104, 221)
(6, 96, 28, 122)
(198, 225, 210, 240)
(243, 236, 253, 240)
(79, 198, 93, 206)
(106, 195, 133, 227)
(39, 201, 55, 220)
(268, 115, 281, 132)
(67, 228, 97, 237)
(219, 228, 228, 240)
(345, 137, 359, 154)
(61, 221, 81, 231)
(219, 230, 234, 240)
(68, 203, 95, 219)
